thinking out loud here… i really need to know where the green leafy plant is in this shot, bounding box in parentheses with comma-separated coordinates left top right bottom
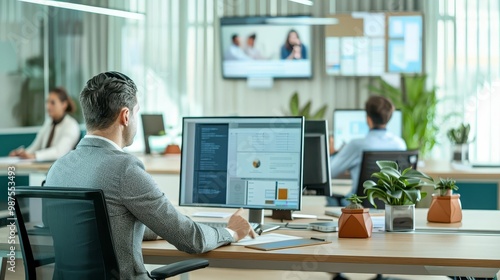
(447, 123, 472, 145)
(345, 194, 366, 209)
(435, 178, 459, 196)
(363, 160, 434, 207)
(369, 74, 438, 157)
(286, 92, 328, 120)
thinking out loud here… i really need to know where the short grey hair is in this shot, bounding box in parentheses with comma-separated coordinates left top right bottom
(80, 71, 138, 131)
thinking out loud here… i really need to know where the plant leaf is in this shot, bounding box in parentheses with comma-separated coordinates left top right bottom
(386, 189, 403, 199)
(401, 169, 434, 182)
(380, 167, 401, 179)
(376, 160, 398, 170)
(299, 101, 312, 118)
(363, 180, 377, 189)
(402, 189, 421, 204)
(311, 104, 328, 120)
(289, 92, 299, 116)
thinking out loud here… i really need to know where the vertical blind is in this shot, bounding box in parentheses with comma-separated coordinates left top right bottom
(430, 0, 500, 162)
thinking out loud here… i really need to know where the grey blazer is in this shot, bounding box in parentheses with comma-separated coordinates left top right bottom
(45, 137, 233, 279)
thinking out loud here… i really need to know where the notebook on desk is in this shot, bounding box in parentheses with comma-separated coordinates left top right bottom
(245, 238, 330, 251)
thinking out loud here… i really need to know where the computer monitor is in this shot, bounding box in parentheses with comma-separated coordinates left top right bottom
(303, 120, 331, 196)
(333, 109, 402, 150)
(179, 116, 304, 224)
(141, 114, 165, 154)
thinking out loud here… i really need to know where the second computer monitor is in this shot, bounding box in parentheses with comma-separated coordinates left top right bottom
(303, 120, 332, 196)
(141, 114, 165, 154)
(333, 109, 402, 150)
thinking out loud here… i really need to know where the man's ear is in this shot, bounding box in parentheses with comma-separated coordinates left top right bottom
(119, 107, 130, 126)
(366, 116, 373, 129)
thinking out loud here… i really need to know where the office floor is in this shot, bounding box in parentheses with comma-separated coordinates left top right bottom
(4, 260, 449, 279)
(147, 266, 450, 280)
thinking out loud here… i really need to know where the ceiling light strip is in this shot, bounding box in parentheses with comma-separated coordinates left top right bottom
(19, 0, 145, 20)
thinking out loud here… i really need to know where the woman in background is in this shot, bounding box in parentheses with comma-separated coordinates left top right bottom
(280, 29, 307, 60)
(9, 87, 80, 161)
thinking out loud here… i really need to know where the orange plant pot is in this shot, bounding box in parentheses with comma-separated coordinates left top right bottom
(427, 194, 462, 223)
(163, 144, 181, 154)
(338, 208, 373, 238)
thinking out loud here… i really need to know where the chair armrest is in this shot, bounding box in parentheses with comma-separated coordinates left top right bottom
(149, 259, 209, 279)
(329, 193, 347, 207)
(330, 193, 344, 199)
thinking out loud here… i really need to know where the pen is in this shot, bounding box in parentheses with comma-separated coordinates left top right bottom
(310, 237, 326, 241)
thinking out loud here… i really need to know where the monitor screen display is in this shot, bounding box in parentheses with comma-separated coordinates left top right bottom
(141, 114, 165, 154)
(179, 117, 304, 211)
(333, 110, 402, 150)
(220, 16, 312, 79)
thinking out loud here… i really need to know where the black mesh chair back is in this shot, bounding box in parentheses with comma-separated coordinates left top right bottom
(356, 150, 419, 209)
(14, 187, 119, 279)
(14, 186, 209, 280)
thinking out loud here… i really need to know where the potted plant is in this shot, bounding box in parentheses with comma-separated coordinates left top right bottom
(338, 194, 373, 238)
(369, 74, 439, 158)
(163, 127, 182, 155)
(427, 178, 462, 223)
(363, 160, 434, 231)
(447, 123, 473, 164)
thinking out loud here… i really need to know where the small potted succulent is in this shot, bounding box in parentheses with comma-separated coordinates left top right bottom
(363, 160, 433, 232)
(338, 194, 373, 238)
(427, 178, 462, 223)
(447, 123, 473, 164)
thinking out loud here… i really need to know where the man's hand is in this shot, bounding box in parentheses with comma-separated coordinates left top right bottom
(329, 135, 336, 155)
(227, 208, 256, 241)
(18, 150, 35, 159)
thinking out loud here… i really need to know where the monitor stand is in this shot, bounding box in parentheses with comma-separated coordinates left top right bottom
(248, 209, 282, 233)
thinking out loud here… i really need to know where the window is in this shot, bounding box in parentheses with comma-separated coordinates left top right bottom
(433, 0, 500, 163)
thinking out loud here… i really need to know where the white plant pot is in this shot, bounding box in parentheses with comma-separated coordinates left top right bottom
(385, 204, 415, 232)
(452, 144, 469, 164)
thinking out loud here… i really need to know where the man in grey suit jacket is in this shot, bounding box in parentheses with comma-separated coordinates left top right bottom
(45, 71, 256, 279)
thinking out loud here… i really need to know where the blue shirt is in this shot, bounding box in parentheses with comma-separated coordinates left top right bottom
(330, 129, 407, 194)
(280, 44, 307, 59)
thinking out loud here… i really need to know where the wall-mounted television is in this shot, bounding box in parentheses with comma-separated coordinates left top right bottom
(220, 16, 312, 79)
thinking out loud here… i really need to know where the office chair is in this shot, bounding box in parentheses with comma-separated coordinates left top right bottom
(331, 150, 419, 209)
(14, 187, 209, 280)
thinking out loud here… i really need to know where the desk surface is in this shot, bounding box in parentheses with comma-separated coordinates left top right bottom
(142, 197, 500, 277)
(421, 160, 500, 180)
(1, 196, 499, 277)
(143, 230, 500, 276)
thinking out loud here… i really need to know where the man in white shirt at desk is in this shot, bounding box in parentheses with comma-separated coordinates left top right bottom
(329, 95, 407, 205)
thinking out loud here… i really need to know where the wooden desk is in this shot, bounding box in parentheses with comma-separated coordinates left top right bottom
(142, 197, 500, 277)
(419, 160, 500, 210)
(1, 196, 499, 278)
(143, 209, 500, 277)
(420, 160, 500, 180)
(143, 230, 500, 277)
